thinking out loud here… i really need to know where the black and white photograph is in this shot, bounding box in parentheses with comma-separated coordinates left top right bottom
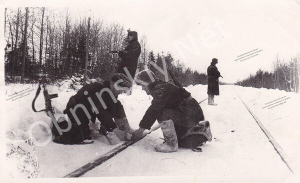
(1, 0, 300, 182)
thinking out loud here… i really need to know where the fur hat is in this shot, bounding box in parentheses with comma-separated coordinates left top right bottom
(211, 58, 218, 65)
(136, 69, 157, 84)
(128, 31, 138, 40)
(111, 73, 132, 88)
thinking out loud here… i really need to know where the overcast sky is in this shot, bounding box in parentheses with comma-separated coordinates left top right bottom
(2, 0, 300, 83)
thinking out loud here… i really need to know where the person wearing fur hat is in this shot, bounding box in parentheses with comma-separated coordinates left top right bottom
(207, 58, 222, 105)
(52, 73, 135, 144)
(117, 30, 141, 80)
(131, 70, 212, 153)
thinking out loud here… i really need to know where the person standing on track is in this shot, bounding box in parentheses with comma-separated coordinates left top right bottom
(207, 58, 222, 105)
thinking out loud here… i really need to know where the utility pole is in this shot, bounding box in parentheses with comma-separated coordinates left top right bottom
(84, 17, 91, 84)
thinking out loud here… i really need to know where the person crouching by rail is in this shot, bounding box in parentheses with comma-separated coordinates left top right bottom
(52, 73, 135, 145)
(131, 70, 212, 153)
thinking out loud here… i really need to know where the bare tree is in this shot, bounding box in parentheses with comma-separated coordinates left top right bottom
(4, 8, 7, 35)
(139, 35, 148, 69)
(39, 7, 45, 67)
(62, 9, 71, 75)
(84, 17, 91, 84)
(30, 9, 36, 65)
(21, 8, 29, 83)
(12, 8, 21, 80)
(45, 15, 49, 67)
(8, 17, 14, 49)
(90, 19, 103, 72)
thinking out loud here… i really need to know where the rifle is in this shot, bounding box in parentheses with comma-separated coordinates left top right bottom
(32, 78, 58, 117)
(109, 50, 119, 54)
(109, 50, 125, 54)
(167, 67, 182, 88)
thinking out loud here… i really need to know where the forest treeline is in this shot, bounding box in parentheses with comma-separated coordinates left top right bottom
(236, 56, 300, 93)
(6, 7, 297, 91)
(4, 7, 207, 86)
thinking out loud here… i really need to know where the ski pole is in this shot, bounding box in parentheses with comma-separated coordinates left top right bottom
(139, 123, 163, 138)
(147, 123, 163, 134)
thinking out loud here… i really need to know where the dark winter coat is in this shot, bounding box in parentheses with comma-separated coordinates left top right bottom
(207, 64, 221, 95)
(117, 39, 141, 78)
(64, 81, 126, 132)
(53, 81, 126, 144)
(139, 80, 204, 130)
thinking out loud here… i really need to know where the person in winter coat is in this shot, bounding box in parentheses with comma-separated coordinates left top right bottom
(207, 58, 222, 105)
(131, 70, 212, 153)
(117, 30, 141, 80)
(52, 73, 135, 144)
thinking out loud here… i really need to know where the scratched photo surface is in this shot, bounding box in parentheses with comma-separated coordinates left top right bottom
(1, 0, 300, 182)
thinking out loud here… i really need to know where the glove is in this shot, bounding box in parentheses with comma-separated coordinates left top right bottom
(131, 127, 146, 141)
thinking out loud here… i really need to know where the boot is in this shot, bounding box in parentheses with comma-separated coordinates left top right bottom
(115, 117, 135, 133)
(208, 94, 212, 105)
(155, 120, 178, 153)
(211, 95, 217, 105)
(208, 95, 217, 105)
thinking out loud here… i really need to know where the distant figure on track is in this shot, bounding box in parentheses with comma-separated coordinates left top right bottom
(131, 70, 212, 153)
(207, 58, 222, 105)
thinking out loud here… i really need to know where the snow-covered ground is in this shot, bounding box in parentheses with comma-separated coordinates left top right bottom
(3, 82, 300, 182)
(234, 86, 300, 169)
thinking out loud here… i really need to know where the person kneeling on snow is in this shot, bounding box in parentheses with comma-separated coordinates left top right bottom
(131, 70, 212, 153)
(52, 73, 135, 145)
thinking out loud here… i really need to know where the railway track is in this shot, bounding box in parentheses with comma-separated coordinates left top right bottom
(64, 85, 294, 177)
(232, 86, 294, 174)
(64, 86, 229, 177)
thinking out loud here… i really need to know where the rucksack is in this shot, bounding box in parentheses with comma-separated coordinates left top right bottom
(178, 121, 212, 148)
